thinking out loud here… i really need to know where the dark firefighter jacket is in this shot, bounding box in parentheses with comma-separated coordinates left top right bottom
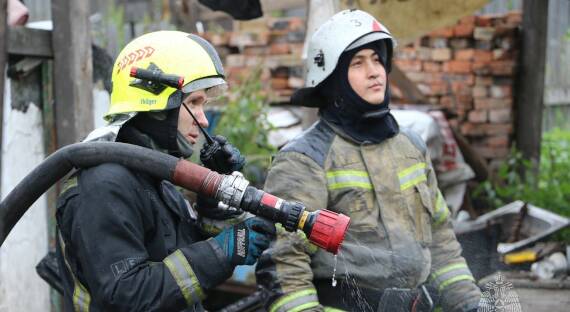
(256, 120, 481, 312)
(55, 163, 232, 312)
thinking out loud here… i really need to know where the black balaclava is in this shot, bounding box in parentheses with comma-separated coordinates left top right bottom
(116, 107, 194, 158)
(319, 40, 399, 144)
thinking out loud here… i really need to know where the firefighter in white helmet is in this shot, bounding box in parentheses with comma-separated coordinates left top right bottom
(256, 10, 481, 312)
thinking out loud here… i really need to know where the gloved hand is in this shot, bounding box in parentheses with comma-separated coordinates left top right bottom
(200, 135, 245, 174)
(196, 194, 243, 220)
(212, 217, 276, 266)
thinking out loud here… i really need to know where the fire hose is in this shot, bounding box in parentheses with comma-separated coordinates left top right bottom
(0, 142, 350, 254)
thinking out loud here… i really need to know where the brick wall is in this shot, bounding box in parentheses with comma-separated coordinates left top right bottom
(392, 12, 522, 167)
(204, 12, 522, 168)
(202, 16, 306, 103)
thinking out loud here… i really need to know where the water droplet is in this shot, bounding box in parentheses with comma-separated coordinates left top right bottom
(331, 254, 338, 287)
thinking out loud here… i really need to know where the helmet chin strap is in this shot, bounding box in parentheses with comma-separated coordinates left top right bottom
(181, 103, 215, 145)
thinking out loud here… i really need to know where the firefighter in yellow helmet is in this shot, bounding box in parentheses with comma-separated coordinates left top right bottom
(55, 31, 276, 312)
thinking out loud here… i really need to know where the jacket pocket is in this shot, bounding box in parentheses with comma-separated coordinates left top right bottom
(404, 182, 434, 245)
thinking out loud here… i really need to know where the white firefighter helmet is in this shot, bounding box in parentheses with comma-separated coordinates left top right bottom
(305, 9, 397, 88)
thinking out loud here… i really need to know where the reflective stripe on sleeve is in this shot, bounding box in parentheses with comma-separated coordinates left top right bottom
(398, 163, 427, 191)
(163, 249, 205, 306)
(269, 288, 320, 312)
(432, 189, 450, 226)
(58, 232, 91, 312)
(430, 262, 475, 292)
(326, 170, 372, 190)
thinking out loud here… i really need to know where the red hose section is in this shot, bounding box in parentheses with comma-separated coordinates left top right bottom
(172, 160, 222, 197)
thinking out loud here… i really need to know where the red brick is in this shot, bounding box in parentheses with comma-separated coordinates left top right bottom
(454, 23, 475, 37)
(472, 86, 488, 98)
(423, 61, 442, 72)
(431, 48, 452, 61)
(455, 49, 475, 61)
(271, 77, 289, 89)
(474, 98, 512, 110)
(394, 59, 423, 72)
(269, 42, 290, 55)
(489, 85, 512, 98)
(490, 60, 516, 76)
(474, 50, 493, 62)
(443, 60, 472, 73)
(476, 15, 494, 27)
(485, 135, 510, 148)
(468, 110, 488, 123)
(489, 108, 512, 123)
(429, 26, 454, 38)
(474, 27, 495, 40)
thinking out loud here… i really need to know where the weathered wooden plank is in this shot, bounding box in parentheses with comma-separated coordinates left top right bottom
(390, 65, 427, 104)
(515, 0, 549, 163)
(51, 0, 94, 147)
(7, 26, 53, 58)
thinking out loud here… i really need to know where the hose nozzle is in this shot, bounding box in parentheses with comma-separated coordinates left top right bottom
(236, 186, 350, 254)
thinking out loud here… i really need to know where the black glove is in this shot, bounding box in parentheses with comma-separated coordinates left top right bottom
(200, 135, 245, 174)
(212, 217, 276, 266)
(196, 194, 243, 220)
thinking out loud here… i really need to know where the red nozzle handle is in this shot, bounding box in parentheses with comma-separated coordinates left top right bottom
(308, 210, 350, 254)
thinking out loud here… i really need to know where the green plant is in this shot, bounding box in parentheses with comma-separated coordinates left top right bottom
(475, 128, 570, 241)
(214, 68, 276, 187)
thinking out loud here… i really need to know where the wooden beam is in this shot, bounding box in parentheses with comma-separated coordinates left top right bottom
(7, 26, 53, 58)
(390, 64, 427, 104)
(51, 0, 94, 147)
(0, 0, 7, 194)
(515, 0, 549, 163)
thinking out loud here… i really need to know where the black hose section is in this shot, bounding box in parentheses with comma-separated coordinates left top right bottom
(0, 142, 179, 247)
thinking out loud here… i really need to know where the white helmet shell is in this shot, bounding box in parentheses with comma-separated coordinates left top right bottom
(305, 9, 397, 88)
